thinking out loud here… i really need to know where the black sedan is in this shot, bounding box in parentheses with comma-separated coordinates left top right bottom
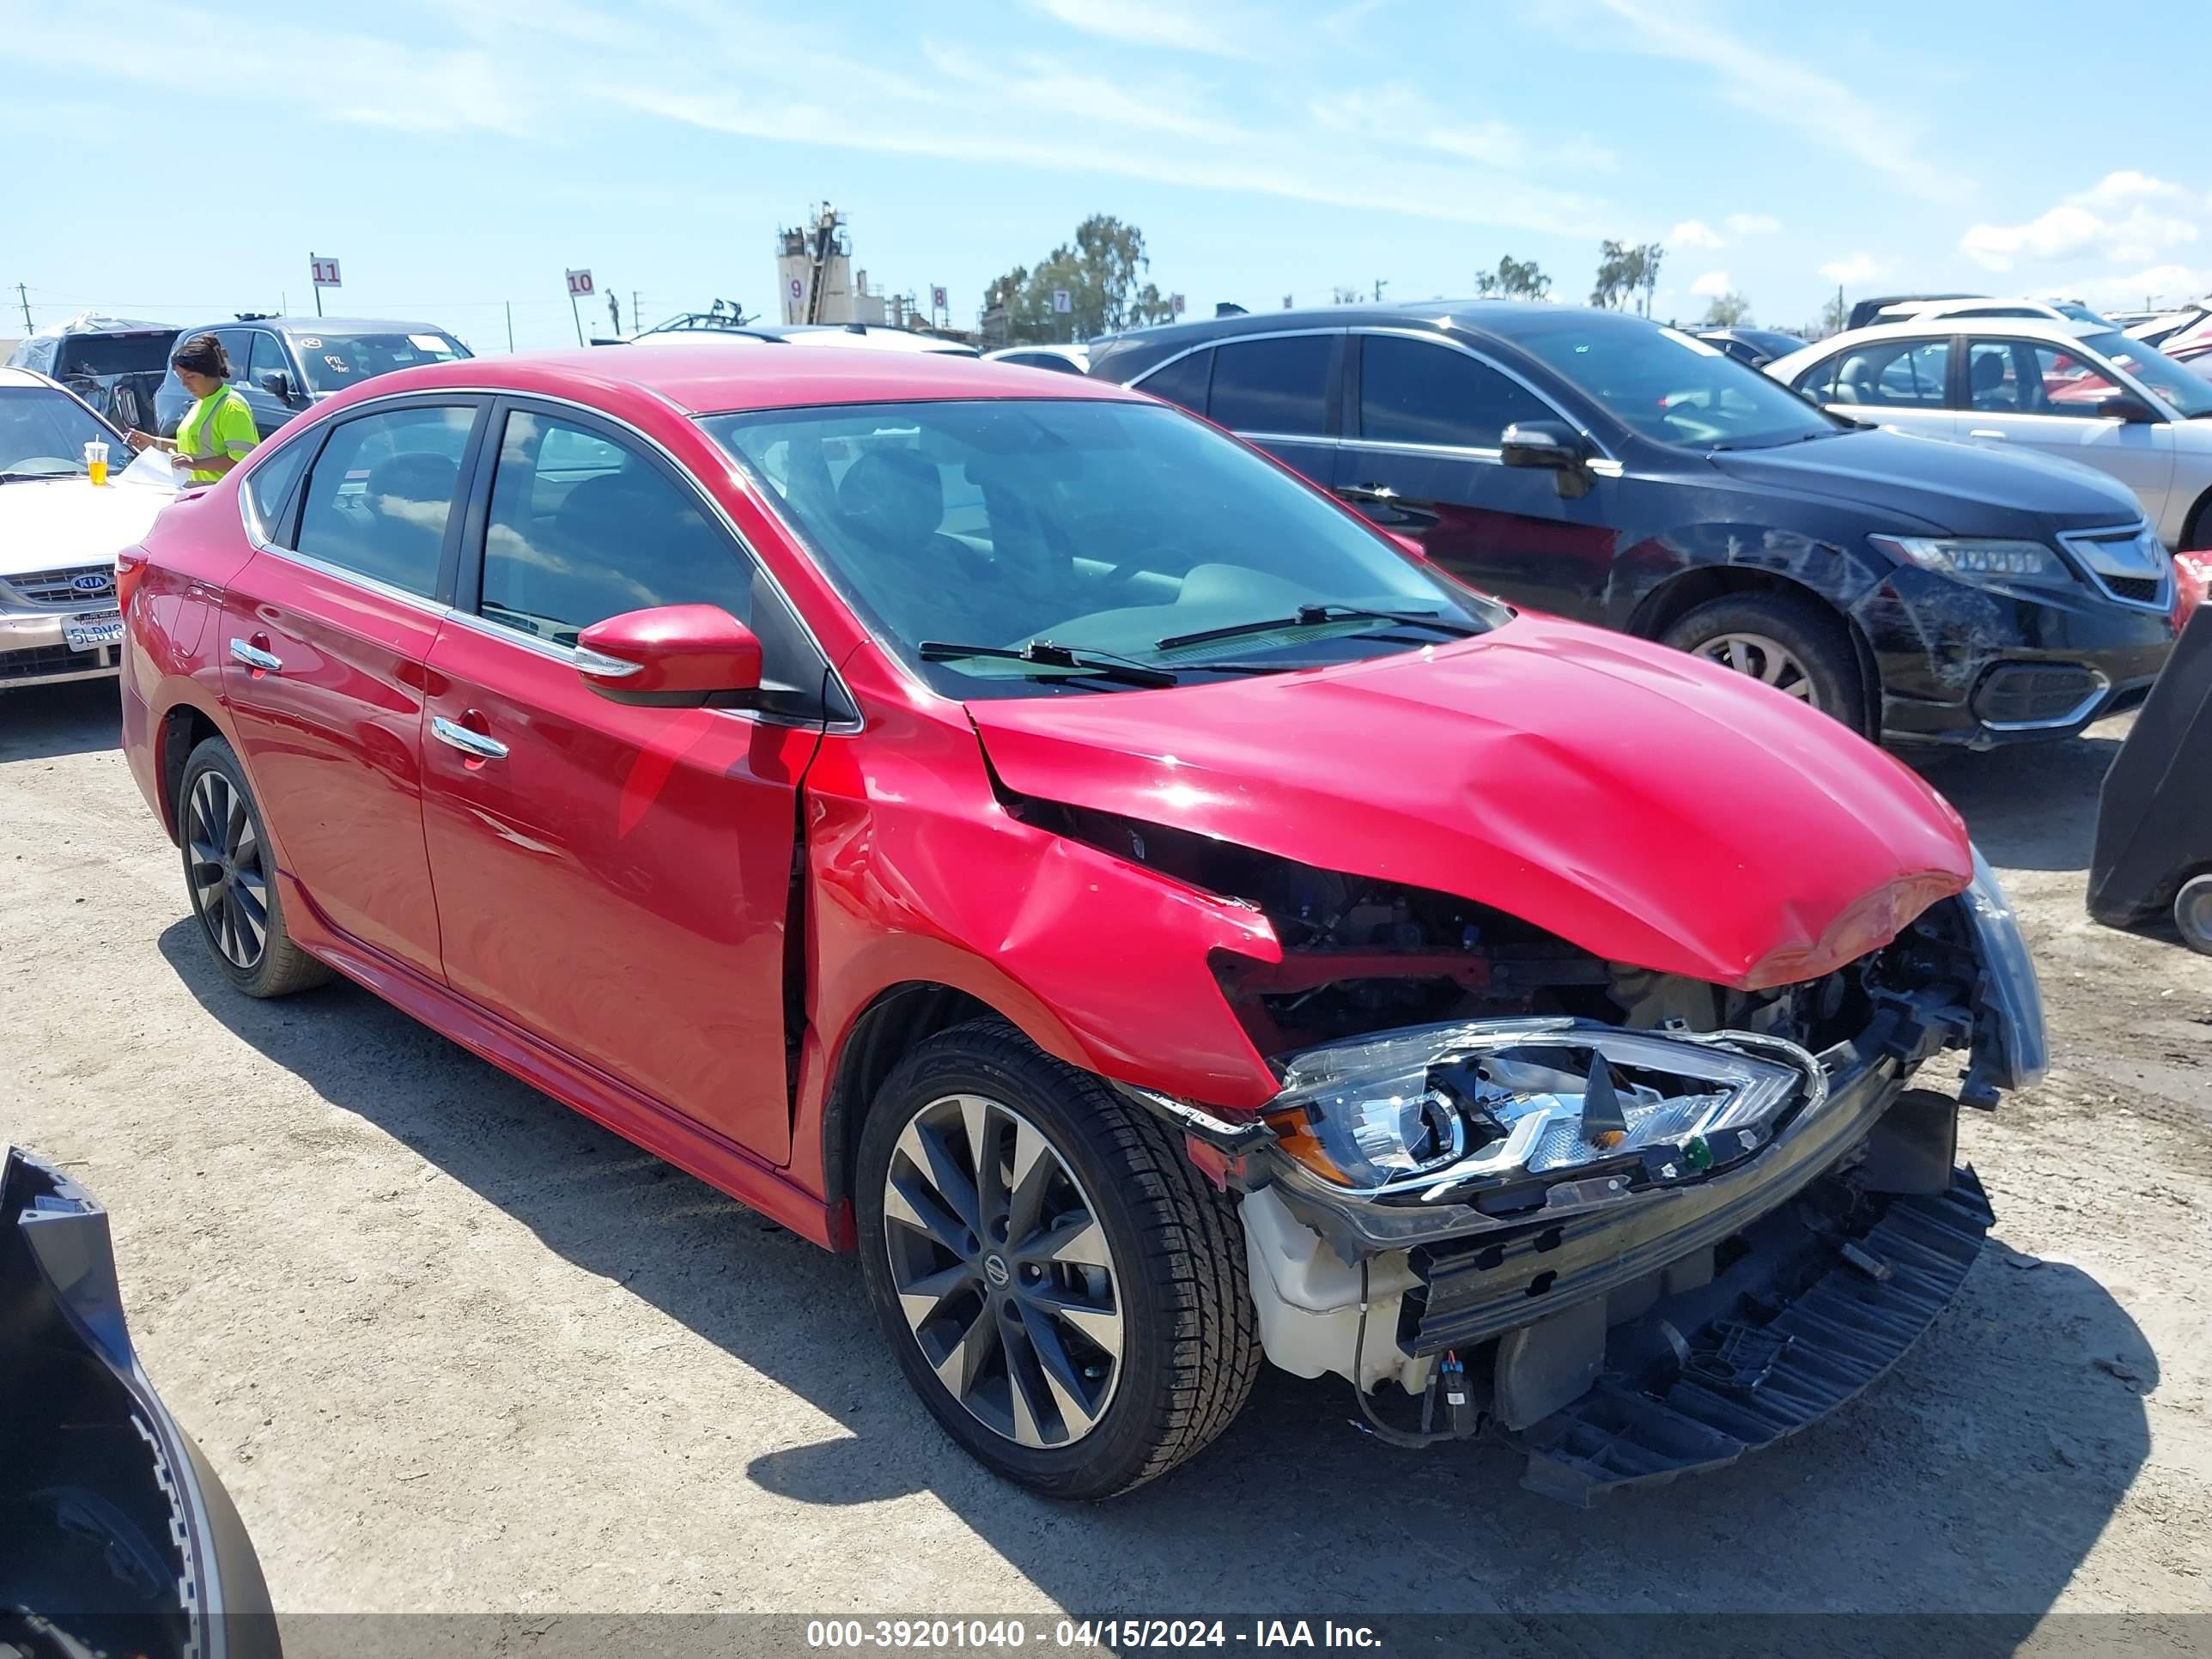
(1088, 301, 2176, 747)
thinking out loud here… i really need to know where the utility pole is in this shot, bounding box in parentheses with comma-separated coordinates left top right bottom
(632, 290, 641, 337)
(1373, 278, 1389, 303)
(505, 301, 514, 353)
(15, 283, 31, 332)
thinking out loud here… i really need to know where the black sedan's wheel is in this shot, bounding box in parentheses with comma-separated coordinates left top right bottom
(1663, 592, 1868, 735)
(856, 1019, 1259, 1498)
(178, 737, 330, 998)
(2177, 874, 2212, 956)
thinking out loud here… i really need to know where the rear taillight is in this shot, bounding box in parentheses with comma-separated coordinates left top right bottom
(114, 546, 149, 617)
(2175, 550, 2212, 633)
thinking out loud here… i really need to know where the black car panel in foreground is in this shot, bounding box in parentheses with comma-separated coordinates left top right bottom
(1090, 302, 2176, 747)
(1, 1146, 279, 1659)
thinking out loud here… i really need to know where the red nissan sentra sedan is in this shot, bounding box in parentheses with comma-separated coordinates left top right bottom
(116, 347, 2046, 1501)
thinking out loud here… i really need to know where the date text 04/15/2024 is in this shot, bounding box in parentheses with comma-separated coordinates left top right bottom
(804, 1620, 1384, 1650)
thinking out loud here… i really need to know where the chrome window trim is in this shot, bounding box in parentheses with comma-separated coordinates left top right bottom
(1129, 323, 1618, 465)
(236, 382, 861, 732)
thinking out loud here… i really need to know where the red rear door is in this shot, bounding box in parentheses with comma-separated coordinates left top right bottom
(418, 401, 837, 1164)
(217, 398, 487, 981)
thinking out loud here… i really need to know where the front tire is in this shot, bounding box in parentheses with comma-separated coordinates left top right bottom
(178, 736, 331, 998)
(1663, 592, 1868, 735)
(2176, 874, 2212, 957)
(855, 1019, 1259, 1498)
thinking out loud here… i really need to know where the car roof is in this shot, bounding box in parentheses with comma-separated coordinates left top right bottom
(319, 343, 1150, 416)
(1097, 298, 1620, 350)
(178, 316, 457, 335)
(1802, 317, 2106, 352)
(0, 366, 50, 389)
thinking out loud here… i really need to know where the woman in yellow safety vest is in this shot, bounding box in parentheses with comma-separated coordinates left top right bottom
(123, 332, 258, 483)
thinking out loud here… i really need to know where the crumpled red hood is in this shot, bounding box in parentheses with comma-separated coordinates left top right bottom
(968, 613, 1972, 991)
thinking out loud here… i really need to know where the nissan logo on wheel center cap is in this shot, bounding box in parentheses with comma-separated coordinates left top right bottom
(982, 1254, 1011, 1289)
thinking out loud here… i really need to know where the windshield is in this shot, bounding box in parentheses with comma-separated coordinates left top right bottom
(701, 398, 1501, 699)
(291, 330, 470, 393)
(2080, 331, 2212, 418)
(0, 386, 121, 477)
(1510, 317, 1840, 449)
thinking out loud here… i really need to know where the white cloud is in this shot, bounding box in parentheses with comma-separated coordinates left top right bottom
(1819, 252, 1888, 285)
(1024, 0, 1255, 58)
(1310, 90, 1615, 173)
(1960, 171, 2203, 272)
(1669, 220, 1725, 248)
(1724, 212, 1781, 235)
(1583, 0, 1960, 200)
(1689, 269, 1733, 297)
(2064, 263, 2212, 307)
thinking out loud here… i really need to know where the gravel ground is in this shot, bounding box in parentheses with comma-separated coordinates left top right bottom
(3, 679, 2208, 1627)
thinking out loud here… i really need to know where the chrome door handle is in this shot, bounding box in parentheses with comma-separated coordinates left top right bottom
(432, 716, 508, 762)
(228, 638, 282, 672)
(1968, 428, 2007, 439)
(1340, 483, 1399, 501)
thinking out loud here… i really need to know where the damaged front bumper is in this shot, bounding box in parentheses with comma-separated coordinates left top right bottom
(1183, 855, 2042, 1502)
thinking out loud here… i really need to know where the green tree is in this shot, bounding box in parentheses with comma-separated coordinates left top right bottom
(1591, 240, 1666, 315)
(984, 215, 1176, 343)
(1474, 254, 1551, 300)
(1698, 290, 1753, 326)
(1817, 290, 1849, 337)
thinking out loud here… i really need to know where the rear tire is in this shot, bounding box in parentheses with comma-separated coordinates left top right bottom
(1663, 592, 1869, 735)
(854, 1018, 1259, 1498)
(178, 737, 331, 998)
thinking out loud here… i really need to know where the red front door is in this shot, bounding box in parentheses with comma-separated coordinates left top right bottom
(418, 619, 814, 1163)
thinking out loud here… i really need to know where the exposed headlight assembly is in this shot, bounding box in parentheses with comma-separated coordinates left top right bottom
(1869, 534, 2074, 586)
(1960, 844, 2050, 1103)
(1263, 1018, 1824, 1211)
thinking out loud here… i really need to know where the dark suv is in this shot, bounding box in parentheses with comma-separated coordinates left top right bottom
(1089, 302, 2177, 746)
(153, 315, 469, 441)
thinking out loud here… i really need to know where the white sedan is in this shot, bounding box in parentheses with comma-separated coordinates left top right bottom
(1768, 318, 2212, 550)
(0, 367, 175, 691)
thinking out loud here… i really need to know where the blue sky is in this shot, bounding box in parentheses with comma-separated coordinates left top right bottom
(8, 0, 2207, 352)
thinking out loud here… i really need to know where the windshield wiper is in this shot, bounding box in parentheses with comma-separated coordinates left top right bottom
(0, 470, 82, 484)
(918, 639, 1180, 688)
(1155, 603, 1475, 653)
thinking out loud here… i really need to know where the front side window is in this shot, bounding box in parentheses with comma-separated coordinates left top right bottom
(245, 332, 290, 394)
(0, 386, 119, 477)
(295, 404, 476, 597)
(477, 410, 756, 647)
(1512, 315, 1840, 448)
(703, 398, 1499, 701)
(1358, 335, 1552, 448)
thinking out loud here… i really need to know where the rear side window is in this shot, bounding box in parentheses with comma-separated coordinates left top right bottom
(294, 405, 476, 598)
(242, 441, 312, 544)
(1358, 335, 1553, 449)
(1138, 348, 1212, 413)
(1207, 336, 1334, 435)
(1802, 339, 1949, 409)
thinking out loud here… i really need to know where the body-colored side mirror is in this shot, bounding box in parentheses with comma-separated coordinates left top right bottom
(575, 605, 763, 707)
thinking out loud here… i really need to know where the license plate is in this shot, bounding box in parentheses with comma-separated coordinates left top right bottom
(65, 611, 125, 651)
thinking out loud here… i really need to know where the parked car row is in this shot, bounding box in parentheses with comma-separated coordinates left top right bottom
(115, 340, 2045, 1503)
